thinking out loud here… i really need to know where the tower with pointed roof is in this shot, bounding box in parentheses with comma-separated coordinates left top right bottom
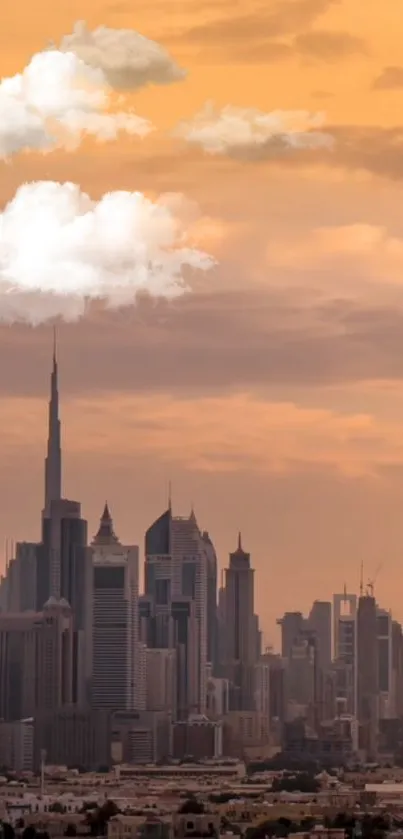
(89, 504, 143, 711)
(92, 502, 120, 546)
(44, 328, 62, 518)
(38, 333, 88, 713)
(223, 533, 257, 711)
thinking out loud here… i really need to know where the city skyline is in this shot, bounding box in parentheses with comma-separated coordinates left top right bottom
(0, 336, 399, 645)
(2, 0, 403, 640)
(0, 341, 401, 768)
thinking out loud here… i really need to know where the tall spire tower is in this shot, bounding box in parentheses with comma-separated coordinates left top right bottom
(44, 327, 62, 516)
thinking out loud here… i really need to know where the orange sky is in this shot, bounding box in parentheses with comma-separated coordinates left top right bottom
(2, 0, 403, 643)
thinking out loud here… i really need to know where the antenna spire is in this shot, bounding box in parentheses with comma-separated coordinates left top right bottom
(44, 327, 62, 516)
(359, 560, 364, 597)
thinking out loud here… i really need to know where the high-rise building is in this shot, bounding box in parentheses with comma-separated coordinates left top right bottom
(307, 601, 332, 674)
(0, 543, 38, 613)
(111, 710, 172, 764)
(223, 534, 257, 711)
(266, 653, 286, 728)
(86, 504, 142, 712)
(254, 656, 271, 723)
(216, 580, 226, 676)
(14, 543, 38, 611)
(39, 498, 87, 605)
(333, 591, 357, 716)
(201, 530, 218, 675)
(0, 718, 34, 773)
(392, 620, 403, 718)
(143, 508, 172, 650)
(144, 506, 208, 716)
(37, 337, 88, 607)
(286, 637, 316, 721)
(254, 614, 262, 661)
(35, 597, 74, 711)
(34, 707, 111, 771)
(206, 673, 229, 718)
(0, 613, 37, 720)
(172, 511, 208, 713)
(277, 612, 306, 661)
(357, 593, 379, 756)
(377, 607, 393, 719)
(0, 599, 74, 720)
(44, 330, 62, 519)
(146, 647, 177, 715)
(306, 600, 332, 727)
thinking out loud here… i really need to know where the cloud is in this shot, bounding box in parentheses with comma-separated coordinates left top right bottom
(295, 29, 368, 60)
(5, 283, 403, 400)
(59, 20, 186, 89)
(209, 122, 403, 182)
(57, 394, 403, 478)
(0, 182, 215, 324)
(267, 223, 403, 283)
(170, 0, 339, 45)
(164, 11, 366, 66)
(0, 49, 151, 158)
(174, 103, 334, 158)
(372, 66, 403, 91)
(0, 389, 397, 478)
(164, 0, 365, 67)
(310, 125, 403, 181)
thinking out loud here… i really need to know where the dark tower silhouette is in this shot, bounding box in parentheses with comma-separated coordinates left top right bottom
(44, 329, 61, 518)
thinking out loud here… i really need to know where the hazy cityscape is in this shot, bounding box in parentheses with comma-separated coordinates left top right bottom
(3, 0, 403, 831)
(0, 340, 401, 787)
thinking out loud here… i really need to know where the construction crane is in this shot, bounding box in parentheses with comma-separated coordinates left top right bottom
(366, 562, 383, 597)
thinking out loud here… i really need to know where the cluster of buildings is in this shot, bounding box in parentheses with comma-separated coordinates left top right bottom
(0, 342, 402, 773)
(276, 590, 403, 764)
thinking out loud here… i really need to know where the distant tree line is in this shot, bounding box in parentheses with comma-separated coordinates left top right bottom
(244, 813, 391, 839)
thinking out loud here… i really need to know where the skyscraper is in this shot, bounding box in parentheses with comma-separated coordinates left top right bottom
(44, 330, 62, 519)
(277, 612, 306, 661)
(357, 593, 379, 756)
(307, 601, 332, 674)
(38, 337, 88, 606)
(86, 504, 142, 711)
(333, 591, 357, 716)
(3, 336, 65, 613)
(223, 534, 257, 711)
(171, 511, 208, 713)
(36, 598, 74, 712)
(144, 506, 208, 716)
(392, 620, 403, 718)
(201, 530, 218, 674)
(0, 599, 74, 720)
(377, 607, 393, 718)
(146, 647, 177, 715)
(307, 600, 332, 725)
(216, 579, 226, 676)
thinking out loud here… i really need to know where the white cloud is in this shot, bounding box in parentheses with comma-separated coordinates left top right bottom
(174, 102, 334, 157)
(0, 49, 151, 158)
(0, 181, 215, 324)
(59, 20, 186, 89)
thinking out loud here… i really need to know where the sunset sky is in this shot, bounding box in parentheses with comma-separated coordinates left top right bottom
(2, 0, 403, 643)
